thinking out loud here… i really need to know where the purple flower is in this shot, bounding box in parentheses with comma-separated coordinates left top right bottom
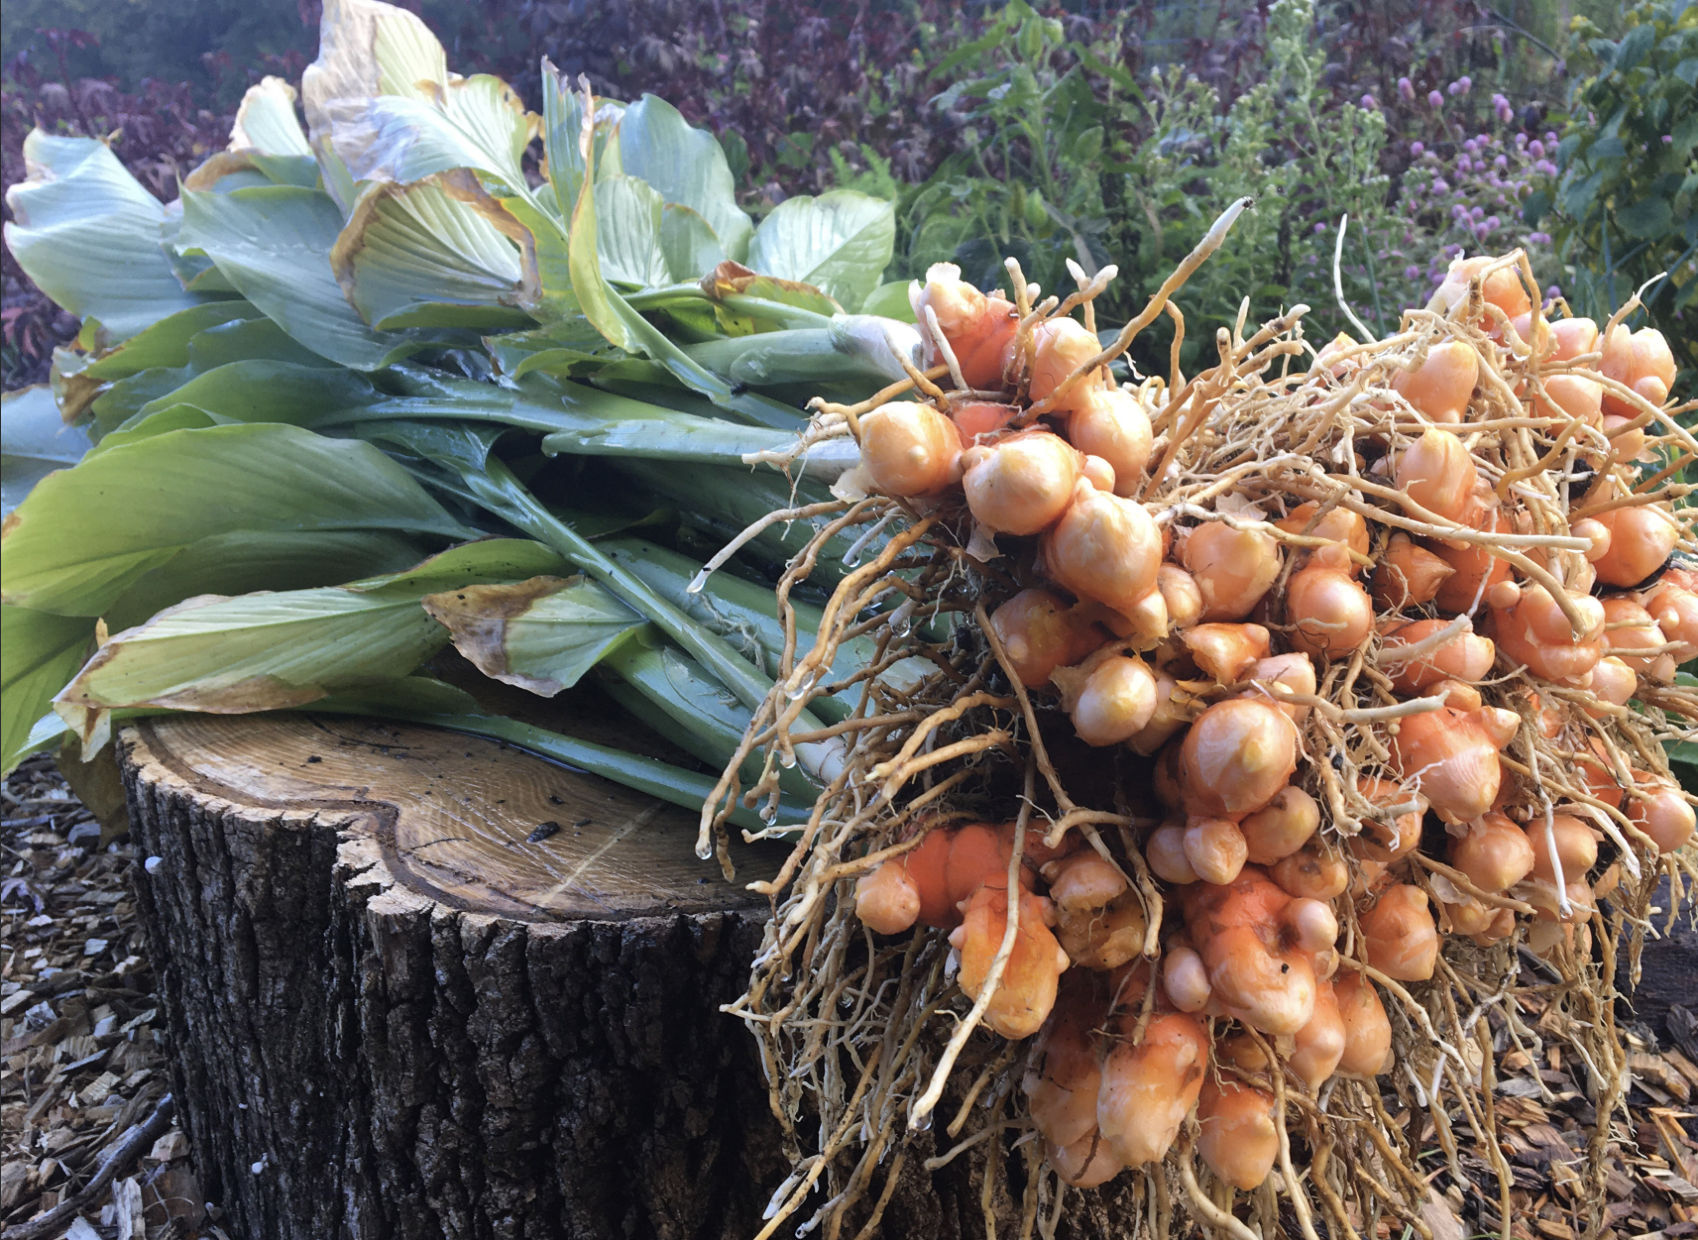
(1529, 140, 1545, 158)
(1432, 178, 1450, 194)
(1405, 265, 1421, 280)
(1471, 205, 1486, 221)
(1447, 81, 1462, 97)
(1457, 76, 1472, 95)
(1546, 284, 1562, 300)
(1361, 93, 1377, 109)
(1457, 156, 1473, 173)
(1534, 159, 1557, 176)
(1477, 133, 1492, 147)
(1545, 131, 1558, 144)
(1429, 90, 1445, 108)
(1665, 135, 1675, 144)
(1464, 138, 1478, 154)
(1484, 215, 1500, 230)
(1492, 92, 1508, 108)
(1496, 101, 1514, 124)
(1515, 132, 1528, 147)
(1398, 76, 1415, 100)
(1528, 232, 1551, 245)
(1494, 154, 1508, 169)
(1314, 222, 1328, 234)
(1411, 141, 1425, 156)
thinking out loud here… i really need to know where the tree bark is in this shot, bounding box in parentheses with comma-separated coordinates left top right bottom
(118, 712, 801, 1240)
(118, 713, 1145, 1240)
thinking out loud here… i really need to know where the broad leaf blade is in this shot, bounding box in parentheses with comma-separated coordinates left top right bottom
(660, 204, 725, 282)
(422, 574, 649, 696)
(57, 588, 451, 719)
(105, 529, 431, 630)
(181, 185, 429, 369)
(130, 360, 383, 428)
(615, 94, 753, 262)
(564, 122, 802, 429)
(2, 387, 93, 517)
(335, 76, 530, 191)
(53, 537, 568, 751)
(331, 179, 531, 329)
(745, 190, 896, 313)
(594, 176, 672, 288)
(2, 606, 92, 774)
(80, 303, 264, 382)
(1, 422, 473, 616)
(230, 77, 314, 157)
(4, 132, 213, 340)
(301, 0, 448, 149)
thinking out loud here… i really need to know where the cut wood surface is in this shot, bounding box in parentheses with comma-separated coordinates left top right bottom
(129, 711, 764, 920)
(118, 713, 1145, 1240)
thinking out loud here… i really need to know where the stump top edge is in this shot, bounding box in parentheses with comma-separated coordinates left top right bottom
(119, 713, 779, 922)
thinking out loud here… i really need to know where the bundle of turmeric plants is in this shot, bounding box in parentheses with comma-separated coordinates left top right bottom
(702, 208, 1698, 1238)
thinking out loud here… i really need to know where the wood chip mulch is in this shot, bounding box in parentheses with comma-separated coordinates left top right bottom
(2, 756, 222, 1240)
(2, 751, 1696, 1239)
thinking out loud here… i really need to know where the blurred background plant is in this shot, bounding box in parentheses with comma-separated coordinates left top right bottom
(1525, 0, 1697, 372)
(6, 0, 1677, 388)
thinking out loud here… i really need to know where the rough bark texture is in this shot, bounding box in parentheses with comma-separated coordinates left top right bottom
(118, 714, 793, 1240)
(115, 713, 1159, 1240)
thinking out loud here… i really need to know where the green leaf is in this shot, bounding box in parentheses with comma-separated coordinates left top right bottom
(331, 178, 531, 330)
(539, 409, 800, 464)
(1, 422, 473, 617)
(184, 316, 341, 371)
(345, 537, 566, 592)
(540, 63, 623, 218)
(487, 193, 577, 322)
(594, 175, 673, 288)
(104, 529, 430, 631)
(1616, 23, 1656, 73)
(181, 185, 429, 369)
(601, 536, 909, 723)
(80, 303, 264, 382)
(131, 360, 384, 427)
(682, 319, 918, 389)
(337, 76, 531, 191)
(1619, 196, 1675, 240)
(53, 537, 565, 752)
(745, 191, 897, 312)
(2, 387, 93, 517)
(3, 132, 214, 340)
(614, 94, 754, 262)
(55, 587, 451, 726)
(2, 606, 92, 774)
(563, 101, 800, 428)
(230, 76, 313, 157)
(422, 573, 649, 696)
(301, 0, 449, 207)
(697, 266, 841, 320)
(660, 204, 727, 282)
(599, 643, 752, 770)
(861, 280, 917, 322)
(599, 642, 815, 800)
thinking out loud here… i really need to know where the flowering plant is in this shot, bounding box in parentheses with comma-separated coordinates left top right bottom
(1525, 0, 1697, 369)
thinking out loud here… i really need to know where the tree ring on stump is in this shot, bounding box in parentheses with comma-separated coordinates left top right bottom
(129, 712, 767, 920)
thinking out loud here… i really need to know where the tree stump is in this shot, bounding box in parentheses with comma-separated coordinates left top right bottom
(117, 712, 795, 1240)
(117, 712, 1147, 1240)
